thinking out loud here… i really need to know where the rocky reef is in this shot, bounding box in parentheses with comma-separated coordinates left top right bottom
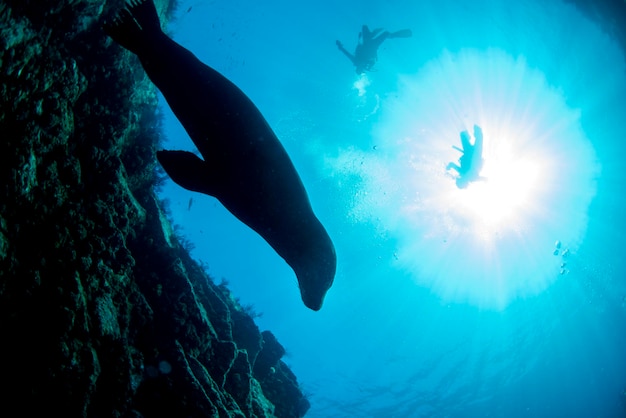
(0, 0, 308, 416)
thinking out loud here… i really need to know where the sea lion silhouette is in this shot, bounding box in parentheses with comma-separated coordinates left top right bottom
(104, 0, 336, 310)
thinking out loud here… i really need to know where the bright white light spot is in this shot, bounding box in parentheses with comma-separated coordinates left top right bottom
(326, 49, 599, 309)
(449, 127, 548, 234)
(351, 73, 381, 122)
(353, 73, 370, 97)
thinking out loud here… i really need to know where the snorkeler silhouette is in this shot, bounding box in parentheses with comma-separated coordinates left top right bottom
(446, 125, 486, 189)
(336, 25, 412, 74)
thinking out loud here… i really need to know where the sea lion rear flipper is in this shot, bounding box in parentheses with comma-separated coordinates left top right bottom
(104, 0, 162, 53)
(157, 150, 218, 196)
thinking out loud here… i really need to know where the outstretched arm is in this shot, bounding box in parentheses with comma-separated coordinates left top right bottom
(446, 162, 461, 174)
(336, 40, 356, 64)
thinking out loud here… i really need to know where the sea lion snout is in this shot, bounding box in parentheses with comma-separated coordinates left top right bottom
(295, 245, 336, 311)
(298, 273, 334, 311)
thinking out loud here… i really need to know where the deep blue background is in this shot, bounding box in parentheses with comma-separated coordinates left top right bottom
(157, 0, 626, 416)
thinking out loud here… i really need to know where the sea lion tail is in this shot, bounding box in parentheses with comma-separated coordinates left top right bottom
(104, 0, 162, 53)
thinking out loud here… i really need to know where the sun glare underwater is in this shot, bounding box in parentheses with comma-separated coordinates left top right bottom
(160, 0, 626, 415)
(328, 49, 599, 309)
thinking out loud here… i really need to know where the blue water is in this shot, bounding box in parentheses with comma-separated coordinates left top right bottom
(157, 0, 626, 416)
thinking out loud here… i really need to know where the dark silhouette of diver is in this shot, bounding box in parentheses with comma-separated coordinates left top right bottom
(336, 25, 412, 74)
(446, 125, 486, 189)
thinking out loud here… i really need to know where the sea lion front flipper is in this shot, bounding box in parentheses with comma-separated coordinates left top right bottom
(156, 150, 218, 196)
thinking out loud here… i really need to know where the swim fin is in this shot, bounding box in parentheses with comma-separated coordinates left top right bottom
(389, 29, 412, 38)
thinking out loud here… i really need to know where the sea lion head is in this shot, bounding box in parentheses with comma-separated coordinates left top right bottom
(296, 251, 336, 311)
(292, 227, 337, 311)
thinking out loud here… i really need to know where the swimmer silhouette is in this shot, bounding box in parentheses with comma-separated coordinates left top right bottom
(336, 25, 412, 74)
(104, 0, 336, 311)
(446, 125, 486, 189)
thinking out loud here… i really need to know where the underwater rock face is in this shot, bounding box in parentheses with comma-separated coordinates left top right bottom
(0, 0, 307, 416)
